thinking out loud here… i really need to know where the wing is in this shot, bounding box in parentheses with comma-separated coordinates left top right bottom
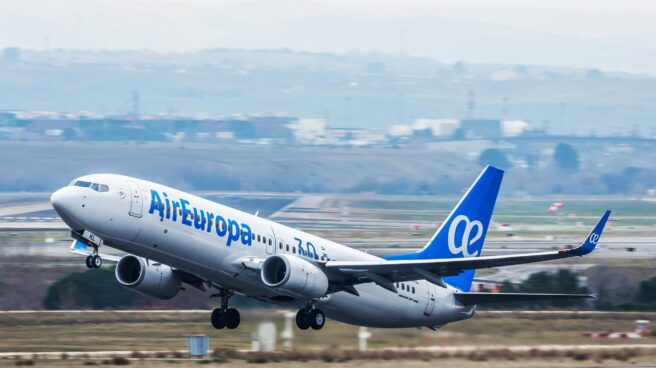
(324, 210, 610, 292)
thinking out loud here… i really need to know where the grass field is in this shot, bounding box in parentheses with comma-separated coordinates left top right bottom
(1, 310, 655, 353)
(1, 311, 656, 367)
(3, 355, 656, 368)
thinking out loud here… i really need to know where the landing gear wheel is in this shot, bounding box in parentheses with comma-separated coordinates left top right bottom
(91, 255, 102, 268)
(309, 309, 325, 330)
(211, 308, 225, 329)
(85, 255, 94, 269)
(224, 308, 240, 329)
(295, 309, 310, 330)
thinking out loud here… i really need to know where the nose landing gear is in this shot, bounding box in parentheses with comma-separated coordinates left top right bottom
(85, 254, 102, 269)
(210, 288, 241, 330)
(74, 230, 104, 269)
(296, 306, 326, 330)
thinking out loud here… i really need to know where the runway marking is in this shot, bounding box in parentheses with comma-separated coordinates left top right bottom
(0, 202, 52, 217)
(270, 195, 327, 219)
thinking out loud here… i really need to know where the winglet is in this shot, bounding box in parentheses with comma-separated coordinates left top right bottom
(569, 210, 611, 256)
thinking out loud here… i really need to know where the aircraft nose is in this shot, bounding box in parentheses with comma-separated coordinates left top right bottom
(50, 187, 70, 214)
(51, 187, 83, 228)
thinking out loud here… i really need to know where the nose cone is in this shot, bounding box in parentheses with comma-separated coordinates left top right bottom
(50, 187, 69, 214)
(51, 187, 83, 230)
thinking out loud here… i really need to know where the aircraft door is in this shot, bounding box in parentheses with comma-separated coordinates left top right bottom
(424, 283, 436, 316)
(265, 232, 275, 255)
(127, 181, 143, 218)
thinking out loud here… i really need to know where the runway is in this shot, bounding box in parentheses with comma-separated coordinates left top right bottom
(2, 343, 655, 359)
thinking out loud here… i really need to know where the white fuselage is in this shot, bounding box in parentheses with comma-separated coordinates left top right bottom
(52, 174, 475, 328)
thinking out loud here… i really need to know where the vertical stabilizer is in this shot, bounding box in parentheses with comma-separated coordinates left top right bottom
(386, 166, 504, 291)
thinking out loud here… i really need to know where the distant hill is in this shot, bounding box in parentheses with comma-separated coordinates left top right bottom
(1, 48, 654, 136)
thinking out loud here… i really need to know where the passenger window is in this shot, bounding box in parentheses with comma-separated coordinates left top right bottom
(257, 235, 261, 242)
(279, 242, 283, 249)
(268, 239, 272, 245)
(401, 284, 405, 291)
(292, 247, 296, 254)
(412, 287, 415, 294)
(286, 244, 289, 251)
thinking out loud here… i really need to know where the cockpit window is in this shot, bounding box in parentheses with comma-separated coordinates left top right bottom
(74, 181, 92, 188)
(71, 180, 110, 192)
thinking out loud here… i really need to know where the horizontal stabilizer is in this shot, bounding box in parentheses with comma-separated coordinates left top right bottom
(454, 292, 595, 305)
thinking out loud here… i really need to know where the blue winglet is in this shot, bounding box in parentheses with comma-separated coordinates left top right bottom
(570, 210, 611, 256)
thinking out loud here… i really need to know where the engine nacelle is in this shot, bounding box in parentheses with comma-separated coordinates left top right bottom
(261, 255, 329, 299)
(115, 255, 181, 300)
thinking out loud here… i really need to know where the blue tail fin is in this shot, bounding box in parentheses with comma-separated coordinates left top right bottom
(385, 166, 504, 291)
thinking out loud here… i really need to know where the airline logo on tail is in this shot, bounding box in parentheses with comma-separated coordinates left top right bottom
(448, 215, 483, 257)
(589, 233, 600, 245)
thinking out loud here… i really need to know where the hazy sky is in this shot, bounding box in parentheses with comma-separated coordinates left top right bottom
(1, 0, 655, 73)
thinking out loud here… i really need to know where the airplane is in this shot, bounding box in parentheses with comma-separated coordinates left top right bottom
(50, 166, 610, 331)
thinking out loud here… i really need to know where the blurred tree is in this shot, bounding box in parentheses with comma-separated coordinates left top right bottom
(553, 143, 579, 172)
(478, 148, 511, 169)
(452, 61, 467, 74)
(496, 269, 589, 308)
(585, 69, 603, 80)
(637, 277, 656, 304)
(43, 268, 137, 309)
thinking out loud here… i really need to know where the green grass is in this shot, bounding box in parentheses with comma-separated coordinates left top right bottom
(1, 311, 654, 353)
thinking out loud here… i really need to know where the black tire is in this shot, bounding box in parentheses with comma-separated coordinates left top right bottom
(310, 309, 325, 330)
(295, 309, 310, 330)
(85, 255, 94, 269)
(211, 308, 225, 329)
(224, 308, 240, 329)
(91, 255, 102, 268)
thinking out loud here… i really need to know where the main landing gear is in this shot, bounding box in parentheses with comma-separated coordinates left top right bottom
(295, 306, 326, 330)
(210, 288, 240, 330)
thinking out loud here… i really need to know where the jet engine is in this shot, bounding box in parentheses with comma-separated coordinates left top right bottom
(115, 255, 181, 300)
(261, 254, 329, 299)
